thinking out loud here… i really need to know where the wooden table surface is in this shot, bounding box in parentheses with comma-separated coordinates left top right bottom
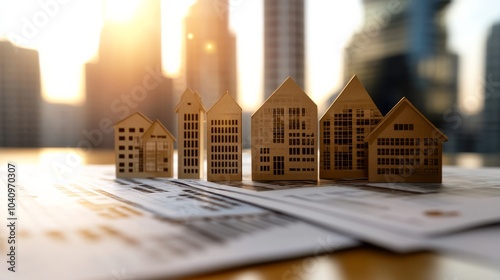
(1, 148, 499, 280)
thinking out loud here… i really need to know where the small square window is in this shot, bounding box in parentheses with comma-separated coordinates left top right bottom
(129, 128, 135, 133)
(119, 128, 125, 133)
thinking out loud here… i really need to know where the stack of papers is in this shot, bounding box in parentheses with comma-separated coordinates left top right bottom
(188, 159, 500, 264)
(1, 157, 499, 279)
(0, 165, 355, 280)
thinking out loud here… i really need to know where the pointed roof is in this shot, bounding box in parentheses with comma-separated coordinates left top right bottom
(253, 77, 316, 117)
(365, 97, 448, 143)
(321, 75, 381, 120)
(193, 90, 206, 112)
(114, 111, 153, 126)
(207, 91, 242, 114)
(175, 88, 206, 113)
(142, 120, 176, 141)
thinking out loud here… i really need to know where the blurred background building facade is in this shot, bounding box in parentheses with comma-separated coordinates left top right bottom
(264, 0, 305, 98)
(344, 0, 458, 138)
(481, 22, 500, 153)
(85, 0, 173, 148)
(184, 0, 237, 109)
(0, 40, 41, 147)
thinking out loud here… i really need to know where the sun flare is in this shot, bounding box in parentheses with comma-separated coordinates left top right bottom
(104, 0, 141, 22)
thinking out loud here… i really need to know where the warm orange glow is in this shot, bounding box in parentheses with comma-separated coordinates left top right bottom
(187, 33, 194, 40)
(205, 41, 215, 53)
(104, 0, 141, 22)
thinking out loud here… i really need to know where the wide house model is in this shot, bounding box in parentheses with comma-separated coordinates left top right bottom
(365, 97, 448, 183)
(252, 77, 318, 181)
(114, 112, 175, 178)
(207, 92, 242, 181)
(175, 88, 205, 179)
(320, 76, 383, 179)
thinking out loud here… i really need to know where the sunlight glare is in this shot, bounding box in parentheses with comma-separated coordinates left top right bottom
(162, 0, 197, 76)
(205, 42, 215, 53)
(0, 0, 103, 104)
(105, 0, 141, 22)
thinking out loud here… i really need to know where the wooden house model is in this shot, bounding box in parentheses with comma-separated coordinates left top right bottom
(114, 112, 175, 178)
(206, 92, 242, 181)
(320, 75, 383, 179)
(365, 97, 448, 183)
(251, 77, 318, 181)
(175, 88, 205, 179)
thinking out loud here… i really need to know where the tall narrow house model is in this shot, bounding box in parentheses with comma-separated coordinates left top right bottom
(320, 76, 383, 179)
(207, 92, 242, 181)
(115, 112, 175, 178)
(176, 89, 205, 179)
(365, 98, 448, 183)
(252, 77, 318, 181)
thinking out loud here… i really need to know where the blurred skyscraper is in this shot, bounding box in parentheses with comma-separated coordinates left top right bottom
(86, 0, 173, 148)
(264, 0, 305, 98)
(184, 0, 237, 109)
(40, 102, 85, 147)
(0, 40, 41, 147)
(344, 0, 458, 132)
(481, 22, 500, 153)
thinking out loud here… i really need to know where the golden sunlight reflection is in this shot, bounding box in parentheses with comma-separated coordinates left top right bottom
(39, 148, 83, 167)
(455, 153, 483, 168)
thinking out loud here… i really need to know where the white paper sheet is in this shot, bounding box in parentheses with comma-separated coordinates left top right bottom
(0, 165, 356, 280)
(186, 163, 500, 253)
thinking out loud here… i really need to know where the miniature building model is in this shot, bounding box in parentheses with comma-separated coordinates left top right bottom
(320, 76, 384, 179)
(114, 112, 175, 178)
(207, 92, 242, 181)
(252, 77, 318, 181)
(365, 98, 448, 183)
(175, 88, 205, 179)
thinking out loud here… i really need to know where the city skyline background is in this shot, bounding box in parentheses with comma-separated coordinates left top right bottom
(1, 0, 500, 152)
(1, 0, 499, 112)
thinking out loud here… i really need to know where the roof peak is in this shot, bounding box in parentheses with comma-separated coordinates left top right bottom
(207, 91, 242, 113)
(365, 97, 448, 142)
(114, 111, 153, 126)
(321, 75, 380, 119)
